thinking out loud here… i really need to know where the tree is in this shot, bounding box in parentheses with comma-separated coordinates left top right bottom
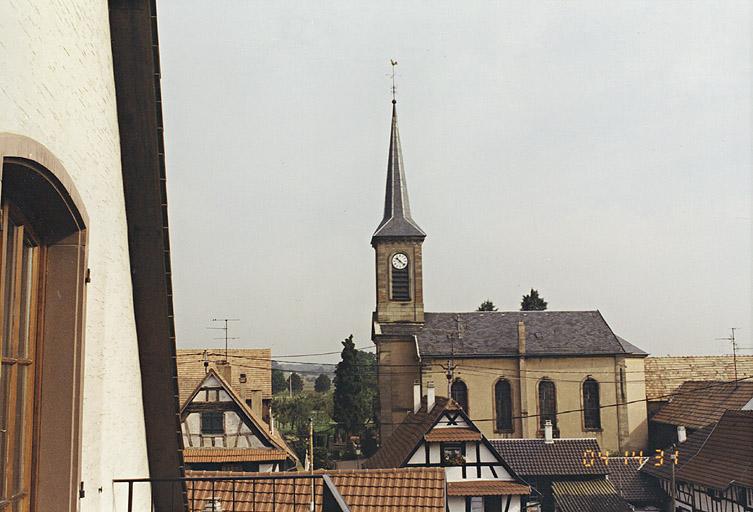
(521, 289, 548, 311)
(287, 372, 304, 394)
(333, 335, 371, 436)
(272, 368, 287, 394)
(314, 373, 332, 393)
(477, 300, 498, 311)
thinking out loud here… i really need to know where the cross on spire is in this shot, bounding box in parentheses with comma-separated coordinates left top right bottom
(390, 59, 398, 103)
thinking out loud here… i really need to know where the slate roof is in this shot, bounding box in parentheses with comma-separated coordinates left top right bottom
(607, 458, 666, 506)
(376, 311, 643, 358)
(177, 348, 272, 406)
(552, 479, 633, 512)
(644, 355, 753, 400)
(185, 468, 446, 512)
(642, 410, 753, 491)
(490, 438, 609, 477)
(650, 380, 753, 429)
(371, 102, 426, 242)
(362, 397, 453, 469)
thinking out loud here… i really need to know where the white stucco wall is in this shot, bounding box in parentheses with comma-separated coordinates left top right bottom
(447, 495, 521, 512)
(0, 2, 151, 511)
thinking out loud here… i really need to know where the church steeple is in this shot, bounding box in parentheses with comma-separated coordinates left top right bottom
(371, 101, 426, 245)
(372, 100, 425, 324)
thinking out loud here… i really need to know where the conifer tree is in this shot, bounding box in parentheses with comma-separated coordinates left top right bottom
(314, 373, 332, 393)
(272, 368, 287, 394)
(333, 335, 370, 436)
(521, 289, 548, 311)
(477, 300, 498, 311)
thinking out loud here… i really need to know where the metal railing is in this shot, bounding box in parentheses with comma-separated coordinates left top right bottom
(113, 474, 350, 512)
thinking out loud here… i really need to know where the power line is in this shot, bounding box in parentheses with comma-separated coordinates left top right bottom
(375, 375, 753, 426)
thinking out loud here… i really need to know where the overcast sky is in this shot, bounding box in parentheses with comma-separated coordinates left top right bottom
(158, 1, 751, 361)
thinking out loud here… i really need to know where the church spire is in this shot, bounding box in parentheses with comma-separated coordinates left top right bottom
(371, 101, 426, 244)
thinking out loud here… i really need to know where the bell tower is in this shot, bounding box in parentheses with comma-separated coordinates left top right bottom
(372, 100, 425, 324)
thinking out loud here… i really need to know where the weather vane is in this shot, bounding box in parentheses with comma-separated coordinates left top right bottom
(390, 59, 398, 102)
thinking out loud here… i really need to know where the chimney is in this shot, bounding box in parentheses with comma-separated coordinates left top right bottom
(427, 381, 436, 412)
(518, 320, 526, 355)
(544, 420, 554, 444)
(413, 380, 421, 414)
(677, 425, 687, 444)
(215, 360, 232, 382)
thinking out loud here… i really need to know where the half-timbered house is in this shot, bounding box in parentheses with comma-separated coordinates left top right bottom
(642, 410, 753, 512)
(363, 383, 530, 512)
(180, 368, 298, 472)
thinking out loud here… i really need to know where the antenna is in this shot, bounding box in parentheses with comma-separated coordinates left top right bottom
(207, 318, 240, 362)
(441, 333, 457, 398)
(716, 328, 740, 384)
(389, 59, 398, 102)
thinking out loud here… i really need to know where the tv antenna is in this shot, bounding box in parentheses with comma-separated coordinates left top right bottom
(716, 327, 740, 383)
(207, 318, 240, 362)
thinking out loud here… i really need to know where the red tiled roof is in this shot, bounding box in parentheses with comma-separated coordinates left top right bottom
(177, 348, 272, 404)
(447, 480, 530, 496)
(645, 356, 753, 400)
(642, 410, 753, 490)
(183, 448, 288, 463)
(424, 428, 481, 442)
(185, 468, 446, 511)
(650, 380, 753, 429)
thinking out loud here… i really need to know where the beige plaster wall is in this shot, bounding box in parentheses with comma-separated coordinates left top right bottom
(421, 355, 647, 453)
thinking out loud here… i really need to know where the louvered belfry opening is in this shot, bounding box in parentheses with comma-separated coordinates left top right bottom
(391, 264, 410, 301)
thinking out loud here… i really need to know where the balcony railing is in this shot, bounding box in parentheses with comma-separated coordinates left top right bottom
(113, 474, 351, 512)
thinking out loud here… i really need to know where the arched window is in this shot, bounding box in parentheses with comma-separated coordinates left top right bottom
(390, 253, 410, 301)
(538, 379, 557, 430)
(0, 152, 87, 510)
(583, 378, 601, 430)
(494, 379, 513, 432)
(451, 379, 468, 412)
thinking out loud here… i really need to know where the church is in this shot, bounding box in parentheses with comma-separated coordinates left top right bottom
(370, 100, 648, 453)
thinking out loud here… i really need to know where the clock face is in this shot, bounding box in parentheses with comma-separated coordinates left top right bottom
(391, 253, 408, 270)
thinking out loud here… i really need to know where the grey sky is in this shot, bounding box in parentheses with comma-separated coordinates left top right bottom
(158, 1, 751, 361)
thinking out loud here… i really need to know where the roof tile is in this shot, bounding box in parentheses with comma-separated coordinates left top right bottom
(490, 438, 608, 476)
(645, 356, 753, 400)
(651, 380, 753, 428)
(552, 479, 633, 512)
(378, 311, 641, 357)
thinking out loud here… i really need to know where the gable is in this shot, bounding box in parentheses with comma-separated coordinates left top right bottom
(179, 369, 287, 454)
